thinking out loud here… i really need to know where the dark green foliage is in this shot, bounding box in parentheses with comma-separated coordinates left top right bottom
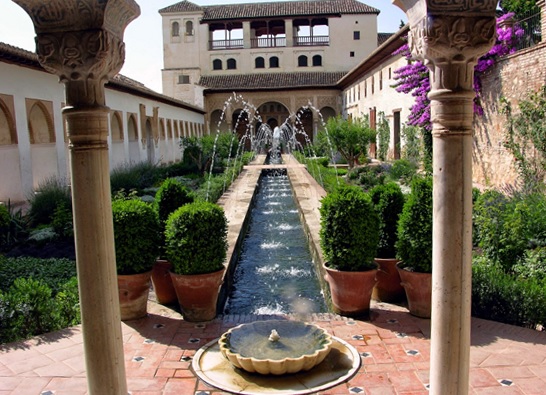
(293, 152, 343, 193)
(388, 159, 417, 184)
(110, 161, 160, 195)
(500, 0, 540, 16)
(155, 178, 194, 225)
(51, 203, 73, 240)
(370, 182, 405, 258)
(513, 247, 546, 281)
(319, 185, 379, 271)
(472, 256, 546, 328)
(181, 133, 237, 174)
(0, 256, 76, 293)
(0, 205, 9, 247)
(377, 112, 390, 162)
(28, 177, 71, 227)
(401, 124, 421, 165)
(396, 177, 433, 273)
(112, 199, 161, 275)
(358, 166, 386, 190)
(0, 276, 80, 344)
(165, 201, 228, 275)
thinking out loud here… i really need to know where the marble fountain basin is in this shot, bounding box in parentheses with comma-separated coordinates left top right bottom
(218, 320, 333, 375)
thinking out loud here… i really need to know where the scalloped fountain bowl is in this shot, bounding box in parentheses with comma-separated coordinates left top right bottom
(218, 320, 333, 375)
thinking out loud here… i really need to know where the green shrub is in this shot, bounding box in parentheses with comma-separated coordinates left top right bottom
(0, 257, 76, 293)
(110, 161, 160, 195)
(319, 185, 379, 271)
(28, 177, 71, 227)
(155, 178, 194, 225)
(0, 204, 9, 247)
(513, 247, 546, 281)
(388, 159, 417, 184)
(112, 199, 161, 275)
(396, 176, 433, 273)
(369, 182, 405, 259)
(51, 203, 73, 239)
(165, 201, 228, 275)
(54, 277, 81, 328)
(472, 256, 546, 328)
(358, 166, 386, 190)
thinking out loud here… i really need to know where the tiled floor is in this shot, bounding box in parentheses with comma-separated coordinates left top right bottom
(1, 300, 546, 395)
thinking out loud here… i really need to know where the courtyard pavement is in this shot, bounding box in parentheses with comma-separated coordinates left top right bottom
(1, 156, 546, 394)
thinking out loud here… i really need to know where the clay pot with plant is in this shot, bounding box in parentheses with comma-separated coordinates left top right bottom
(165, 200, 228, 322)
(112, 198, 161, 321)
(152, 178, 194, 305)
(395, 176, 433, 318)
(319, 185, 380, 317)
(369, 182, 406, 302)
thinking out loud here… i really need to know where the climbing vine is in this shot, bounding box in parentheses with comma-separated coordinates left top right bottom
(377, 111, 390, 161)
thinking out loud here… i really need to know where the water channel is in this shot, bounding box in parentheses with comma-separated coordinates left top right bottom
(224, 169, 327, 315)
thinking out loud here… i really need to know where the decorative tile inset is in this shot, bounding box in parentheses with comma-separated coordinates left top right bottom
(352, 335, 364, 340)
(347, 320, 356, 325)
(195, 391, 210, 395)
(189, 338, 201, 344)
(349, 387, 364, 394)
(387, 319, 399, 324)
(499, 379, 513, 386)
(41, 391, 55, 395)
(153, 323, 165, 329)
(143, 338, 155, 344)
(132, 356, 145, 362)
(406, 349, 420, 356)
(425, 383, 430, 390)
(195, 323, 206, 329)
(396, 332, 408, 338)
(360, 352, 372, 358)
(180, 356, 193, 362)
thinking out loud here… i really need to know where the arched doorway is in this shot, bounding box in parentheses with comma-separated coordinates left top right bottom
(294, 107, 313, 149)
(28, 101, 57, 190)
(146, 118, 155, 164)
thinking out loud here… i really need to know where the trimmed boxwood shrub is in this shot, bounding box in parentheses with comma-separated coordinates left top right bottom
(319, 185, 379, 271)
(165, 201, 228, 275)
(112, 199, 161, 275)
(396, 176, 433, 273)
(155, 178, 194, 225)
(369, 182, 405, 259)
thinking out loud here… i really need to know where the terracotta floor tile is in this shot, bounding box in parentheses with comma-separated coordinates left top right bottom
(470, 368, 503, 388)
(127, 377, 168, 392)
(364, 386, 396, 395)
(349, 372, 390, 387)
(513, 377, 546, 395)
(387, 371, 426, 392)
(487, 366, 536, 379)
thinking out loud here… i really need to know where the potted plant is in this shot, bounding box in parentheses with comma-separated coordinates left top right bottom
(319, 185, 380, 317)
(369, 182, 406, 302)
(165, 200, 228, 322)
(395, 176, 433, 318)
(112, 198, 161, 320)
(152, 178, 193, 305)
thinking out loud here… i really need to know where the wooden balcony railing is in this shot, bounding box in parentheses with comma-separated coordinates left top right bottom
(209, 35, 329, 50)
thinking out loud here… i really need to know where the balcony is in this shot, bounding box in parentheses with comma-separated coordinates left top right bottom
(209, 35, 329, 50)
(251, 37, 286, 48)
(294, 35, 329, 46)
(209, 39, 244, 50)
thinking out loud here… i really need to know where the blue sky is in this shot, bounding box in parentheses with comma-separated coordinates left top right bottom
(0, 0, 407, 93)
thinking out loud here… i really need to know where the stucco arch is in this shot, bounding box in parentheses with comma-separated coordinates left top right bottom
(0, 98, 16, 145)
(28, 101, 55, 144)
(127, 113, 140, 163)
(110, 111, 123, 142)
(319, 106, 336, 125)
(294, 107, 314, 146)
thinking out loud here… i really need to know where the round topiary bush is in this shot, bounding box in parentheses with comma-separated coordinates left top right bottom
(165, 201, 228, 275)
(319, 185, 379, 271)
(369, 182, 405, 259)
(396, 176, 433, 273)
(155, 178, 194, 226)
(112, 199, 161, 275)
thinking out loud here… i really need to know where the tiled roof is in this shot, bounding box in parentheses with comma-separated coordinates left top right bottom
(199, 71, 346, 91)
(160, 0, 379, 21)
(0, 42, 40, 69)
(377, 33, 394, 46)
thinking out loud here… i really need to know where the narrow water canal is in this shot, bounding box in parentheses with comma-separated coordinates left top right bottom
(224, 170, 327, 315)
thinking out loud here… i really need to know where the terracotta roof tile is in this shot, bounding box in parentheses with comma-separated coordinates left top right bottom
(160, 0, 379, 21)
(199, 71, 346, 91)
(377, 33, 394, 46)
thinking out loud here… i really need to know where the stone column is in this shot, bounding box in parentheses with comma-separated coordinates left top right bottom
(392, 1, 496, 394)
(12, 1, 140, 394)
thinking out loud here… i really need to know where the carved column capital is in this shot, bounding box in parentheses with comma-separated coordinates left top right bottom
(13, 0, 140, 108)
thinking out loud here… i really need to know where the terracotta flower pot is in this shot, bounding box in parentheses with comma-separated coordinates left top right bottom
(170, 268, 225, 322)
(324, 265, 377, 317)
(117, 271, 151, 321)
(151, 259, 177, 305)
(397, 264, 432, 318)
(372, 258, 405, 302)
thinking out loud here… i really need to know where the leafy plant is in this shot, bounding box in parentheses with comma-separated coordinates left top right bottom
(356, 165, 386, 191)
(369, 182, 405, 259)
(396, 176, 433, 273)
(181, 133, 237, 175)
(0, 257, 76, 293)
(401, 124, 421, 165)
(27, 176, 71, 227)
(110, 161, 160, 195)
(165, 201, 228, 275)
(377, 111, 390, 161)
(155, 178, 194, 225)
(112, 199, 161, 275)
(388, 159, 417, 185)
(319, 185, 379, 271)
(51, 203, 73, 240)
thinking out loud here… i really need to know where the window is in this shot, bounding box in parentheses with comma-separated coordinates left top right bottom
(312, 55, 322, 66)
(350, 51, 355, 57)
(298, 55, 308, 67)
(269, 56, 279, 68)
(371, 76, 375, 94)
(213, 59, 222, 70)
(185, 20, 193, 36)
(364, 80, 367, 97)
(227, 58, 237, 70)
(178, 75, 190, 84)
(380, 71, 383, 90)
(255, 57, 265, 69)
(353, 31, 360, 40)
(171, 21, 180, 37)
(389, 67, 392, 79)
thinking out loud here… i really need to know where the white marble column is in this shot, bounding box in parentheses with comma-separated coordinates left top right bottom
(392, 1, 497, 394)
(12, 1, 140, 394)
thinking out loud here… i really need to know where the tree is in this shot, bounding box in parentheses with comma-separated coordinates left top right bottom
(322, 116, 375, 168)
(180, 132, 238, 175)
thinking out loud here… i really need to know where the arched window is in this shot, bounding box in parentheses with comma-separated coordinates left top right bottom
(213, 59, 222, 70)
(255, 57, 265, 69)
(298, 55, 308, 67)
(171, 21, 180, 37)
(269, 56, 279, 68)
(185, 20, 194, 36)
(312, 55, 322, 66)
(227, 58, 237, 70)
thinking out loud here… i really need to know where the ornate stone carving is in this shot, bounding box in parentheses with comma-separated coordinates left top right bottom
(427, 0, 497, 13)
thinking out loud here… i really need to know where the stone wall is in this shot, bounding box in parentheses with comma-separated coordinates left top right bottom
(472, 41, 546, 189)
